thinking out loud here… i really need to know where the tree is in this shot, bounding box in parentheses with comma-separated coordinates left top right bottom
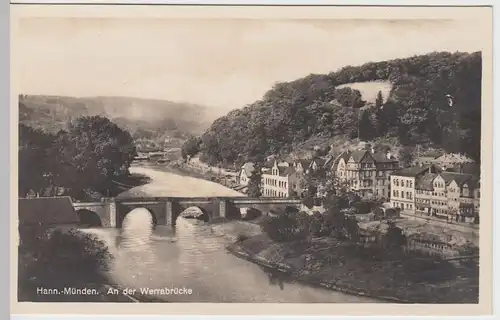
(399, 146, 416, 168)
(375, 90, 384, 109)
(384, 220, 407, 249)
(55, 116, 136, 197)
(181, 136, 201, 161)
(18, 124, 56, 197)
(247, 164, 262, 198)
(358, 110, 375, 141)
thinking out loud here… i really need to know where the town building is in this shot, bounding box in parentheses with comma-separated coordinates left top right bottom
(261, 160, 298, 198)
(392, 165, 480, 223)
(329, 149, 399, 199)
(390, 165, 440, 213)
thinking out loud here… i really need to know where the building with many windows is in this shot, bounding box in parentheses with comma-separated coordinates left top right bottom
(391, 165, 480, 223)
(329, 149, 399, 199)
(261, 160, 298, 198)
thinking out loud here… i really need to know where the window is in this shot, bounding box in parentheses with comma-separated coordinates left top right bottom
(393, 190, 396, 197)
(395, 179, 399, 187)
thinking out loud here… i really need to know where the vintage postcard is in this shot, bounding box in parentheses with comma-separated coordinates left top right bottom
(10, 4, 493, 316)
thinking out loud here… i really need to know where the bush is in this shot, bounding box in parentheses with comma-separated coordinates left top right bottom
(260, 211, 309, 242)
(302, 196, 315, 209)
(18, 227, 112, 301)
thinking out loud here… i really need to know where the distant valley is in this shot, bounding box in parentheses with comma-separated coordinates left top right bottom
(18, 94, 220, 151)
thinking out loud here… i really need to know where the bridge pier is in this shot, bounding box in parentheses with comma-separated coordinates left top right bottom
(105, 198, 117, 228)
(165, 199, 176, 227)
(218, 198, 227, 219)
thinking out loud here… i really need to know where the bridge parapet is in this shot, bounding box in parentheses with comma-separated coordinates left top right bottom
(72, 196, 305, 228)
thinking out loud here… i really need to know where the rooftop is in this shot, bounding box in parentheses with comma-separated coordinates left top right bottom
(415, 173, 438, 191)
(392, 165, 438, 177)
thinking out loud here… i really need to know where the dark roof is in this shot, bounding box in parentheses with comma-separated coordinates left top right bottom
(392, 165, 437, 177)
(297, 159, 312, 169)
(312, 158, 326, 167)
(18, 196, 79, 226)
(263, 159, 276, 169)
(278, 166, 296, 177)
(372, 151, 398, 163)
(421, 151, 443, 158)
(440, 172, 477, 187)
(349, 150, 370, 163)
(415, 173, 438, 191)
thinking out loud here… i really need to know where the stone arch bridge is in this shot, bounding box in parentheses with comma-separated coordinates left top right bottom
(72, 197, 303, 228)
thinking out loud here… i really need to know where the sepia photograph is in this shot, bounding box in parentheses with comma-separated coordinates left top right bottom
(10, 3, 493, 316)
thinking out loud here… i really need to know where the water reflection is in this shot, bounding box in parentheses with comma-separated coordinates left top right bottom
(85, 208, 379, 303)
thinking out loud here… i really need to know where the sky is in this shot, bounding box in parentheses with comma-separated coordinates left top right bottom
(16, 18, 485, 112)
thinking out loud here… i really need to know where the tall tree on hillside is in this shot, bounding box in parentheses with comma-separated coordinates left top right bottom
(245, 124, 268, 198)
(358, 110, 375, 141)
(399, 146, 416, 167)
(54, 116, 136, 197)
(375, 90, 384, 109)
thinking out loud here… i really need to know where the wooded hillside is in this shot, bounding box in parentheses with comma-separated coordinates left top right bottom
(195, 51, 481, 166)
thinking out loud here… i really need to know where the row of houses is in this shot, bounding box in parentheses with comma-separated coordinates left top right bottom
(238, 147, 480, 222)
(390, 165, 480, 222)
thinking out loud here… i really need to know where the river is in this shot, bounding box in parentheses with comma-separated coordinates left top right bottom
(84, 165, 378, 303)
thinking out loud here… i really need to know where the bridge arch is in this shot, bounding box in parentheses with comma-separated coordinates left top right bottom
(120, 207, 158, 228)
(76, 209, 102, 227)
(177, 206, 210, 222)
(118, 206, 158, 229)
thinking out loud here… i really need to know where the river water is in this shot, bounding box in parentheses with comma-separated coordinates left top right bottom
(84, 165, 378, 303)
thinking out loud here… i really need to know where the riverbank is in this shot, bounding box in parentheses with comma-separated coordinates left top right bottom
(134, 160, 239, 191)
(221, 225, 479, 304)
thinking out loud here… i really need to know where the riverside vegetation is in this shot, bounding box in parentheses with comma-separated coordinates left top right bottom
(228, 195, 479, 303)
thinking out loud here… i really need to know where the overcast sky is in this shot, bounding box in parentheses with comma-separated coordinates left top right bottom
(16, 18, 484, 112)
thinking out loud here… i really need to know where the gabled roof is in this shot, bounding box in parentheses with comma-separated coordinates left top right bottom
(18, 196, 79, 226)
(433, 153, 475, 164)
(415, 173, 438, 191)
(349, 150, 371, 163)
(240, 162, 255, 177)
